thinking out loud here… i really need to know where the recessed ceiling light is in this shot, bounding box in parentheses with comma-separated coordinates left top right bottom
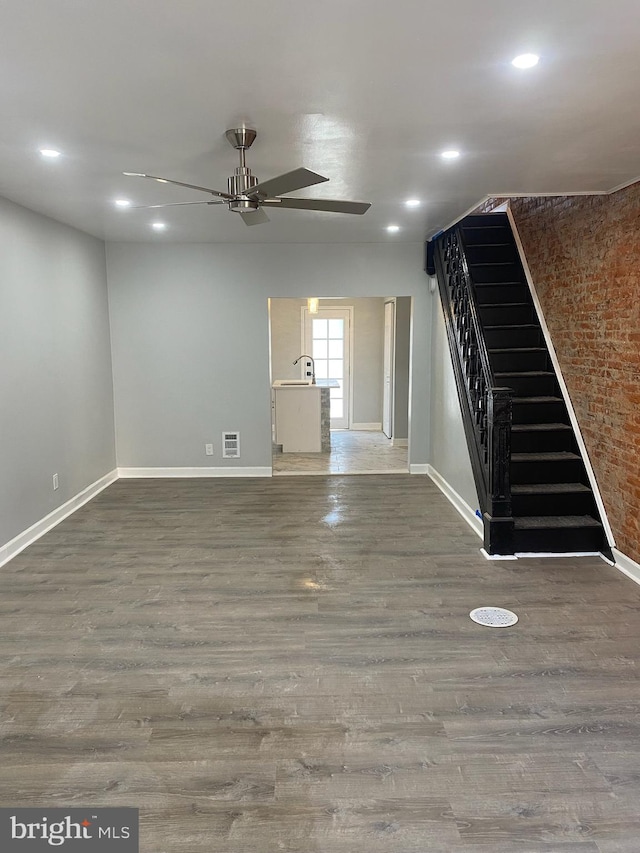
(405, 199, 421, 207)
(114, 199, 131, 208)
(386, 225, 400, 233)
(40, 148, 61, 158)
(151, 222, 166, 231)
(512, 53, 539, 69)
(441, 150, 460, 160)
(155, 178, 168, 183)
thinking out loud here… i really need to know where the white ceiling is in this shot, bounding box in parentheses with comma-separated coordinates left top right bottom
(1, 0, 639, 243)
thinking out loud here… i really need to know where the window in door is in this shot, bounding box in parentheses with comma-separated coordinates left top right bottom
(303, 307, 351, 430)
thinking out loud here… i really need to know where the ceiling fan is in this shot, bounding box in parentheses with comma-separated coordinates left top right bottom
(123, 128, 371, 226)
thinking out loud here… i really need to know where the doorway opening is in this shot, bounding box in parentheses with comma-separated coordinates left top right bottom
(269, 297, 411, 475)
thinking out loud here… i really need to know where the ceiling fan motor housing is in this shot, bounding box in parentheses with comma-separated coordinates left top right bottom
(228, 166, 259, 212)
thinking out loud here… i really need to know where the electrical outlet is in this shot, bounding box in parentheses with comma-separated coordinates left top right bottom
(205, 443, 214, 456)
(52, 473, 59, 490)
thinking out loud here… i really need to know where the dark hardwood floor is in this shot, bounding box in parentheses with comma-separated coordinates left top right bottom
(1, 475, 639, 851)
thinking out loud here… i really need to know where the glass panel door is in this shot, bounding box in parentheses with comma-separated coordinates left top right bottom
(304, 307, 351, 429)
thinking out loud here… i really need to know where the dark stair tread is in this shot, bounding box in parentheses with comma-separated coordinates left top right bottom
(511, 482, 591, 495)
(464, 242, 512, 248)
(468, 261, 517, 267)
(514, 515, 602, 529)
(481, 302, 530, 308)
(511, 451, 581, 462)
(512, 395, 564, 404)
(483, 324, 539, 329)
(495, 371, 555, 378)
(511, 423, 572, 433)
(489, 347, 547, 354)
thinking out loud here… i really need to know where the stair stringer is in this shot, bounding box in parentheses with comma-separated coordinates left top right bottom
(505, 204, 616, 552)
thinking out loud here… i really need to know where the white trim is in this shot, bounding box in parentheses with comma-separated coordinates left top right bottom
(507, 206, 616, 549)
(391, 437, 408, 447)
(0, 469, 118, 569)
(275, 468, 408, 477)
(430, 177, 640, 239)
(426, 464, 484, 539)
(480, 549, 517, 561)
(409, 463, 429, 475)
(118, 467, 272, 478)
(607, 175, 640, 194)
(351, 422, 382, 431)
(492, 190, 609, 198)
(612, 548, 640, 587)
(515, 550, 601, 559)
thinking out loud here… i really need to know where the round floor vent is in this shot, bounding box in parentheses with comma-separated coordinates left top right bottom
(469, 606, 518, 628)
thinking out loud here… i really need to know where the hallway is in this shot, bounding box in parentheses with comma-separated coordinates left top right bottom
(272, 429, 408, 475)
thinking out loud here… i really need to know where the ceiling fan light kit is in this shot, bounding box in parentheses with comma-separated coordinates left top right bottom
(124, 128, 371, 226)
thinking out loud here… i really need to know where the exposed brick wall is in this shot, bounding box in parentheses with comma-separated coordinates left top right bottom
(505, 185, 640, 563)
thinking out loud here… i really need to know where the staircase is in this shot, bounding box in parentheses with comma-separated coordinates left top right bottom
(434, 212, 611, 557)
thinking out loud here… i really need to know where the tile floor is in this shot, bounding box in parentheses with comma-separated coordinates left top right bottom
(272, 429, 408, 475)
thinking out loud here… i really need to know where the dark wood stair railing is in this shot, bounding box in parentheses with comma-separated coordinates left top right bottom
(433, 226, 515, 555)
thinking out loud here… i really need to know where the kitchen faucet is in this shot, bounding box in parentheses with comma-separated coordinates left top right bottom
(293, 354, 316, 384)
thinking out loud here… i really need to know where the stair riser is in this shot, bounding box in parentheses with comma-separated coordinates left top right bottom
(497, 374, 558, 396)
(512, 493, 597, 517)
(471, 264, 523, 284)
(512, 401, 567, 423)
(479, 305, 535, 325)
(490, 351, 549, 372)
(484, 328, 542, 348)
(511, 431, 576, 454)
(514, 527, 606, 553)
(462, 227, 511, 245)
(465, 244, 518, 265)
(475, 284, 531, 305)
(462, 213, 509, 228)
(511, 459, 585, 485)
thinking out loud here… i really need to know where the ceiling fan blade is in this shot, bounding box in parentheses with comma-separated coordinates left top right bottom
(131, 200, 224, 209)
(262, 197, 371, 215)
(123, 172, 232, 199)
(239, 208, 270, 226)
(246, 168, 328, 200)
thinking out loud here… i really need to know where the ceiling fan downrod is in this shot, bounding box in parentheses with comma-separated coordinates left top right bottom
(225, 128, 259, 212)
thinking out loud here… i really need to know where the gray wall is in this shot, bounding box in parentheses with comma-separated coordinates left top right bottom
(0, 196, 116, 547)
(106, 242, 430, 468)
(392, 296, 411, 440)
(269, 297, 385, 426)
(429, 286, 479, 510)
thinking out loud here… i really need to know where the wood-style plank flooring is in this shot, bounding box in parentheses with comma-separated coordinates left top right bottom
(1, 475, 640, 852)
(273, 430, 408, 475)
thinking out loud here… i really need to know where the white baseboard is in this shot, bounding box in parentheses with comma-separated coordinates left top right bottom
(612, 548, 640, 587)
(351, 423, 382, 431)
(391, 438, 408, 447)
(480, 548, 517, 561)
(409, 463, 429, 475)
(118, 466, 272, 478)
(426, 464, 483, 539)
(0, 469, 118, 569)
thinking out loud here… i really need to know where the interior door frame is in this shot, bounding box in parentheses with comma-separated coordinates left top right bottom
(301, 304, 354, 430)
(382, 299, 395, 438)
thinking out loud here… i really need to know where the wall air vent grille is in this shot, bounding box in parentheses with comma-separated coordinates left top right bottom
(222, 431, 240, 458)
